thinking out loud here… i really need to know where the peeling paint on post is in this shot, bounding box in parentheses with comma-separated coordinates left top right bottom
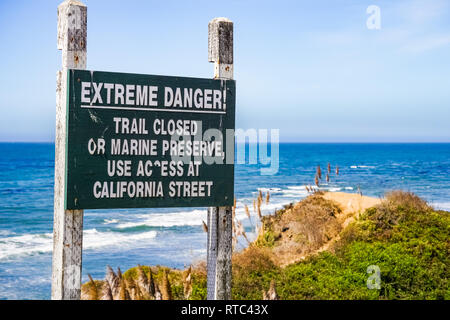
(209, 17, 234, 80)
(207, 17, 233, 300)
(52, 0, 87, 300)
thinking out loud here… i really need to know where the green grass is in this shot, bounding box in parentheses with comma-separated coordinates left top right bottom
(230, 191, 450, 300)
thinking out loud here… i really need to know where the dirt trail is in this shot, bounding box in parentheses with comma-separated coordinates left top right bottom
(277, 192, 382, 267)
(322, 192, 382, 228)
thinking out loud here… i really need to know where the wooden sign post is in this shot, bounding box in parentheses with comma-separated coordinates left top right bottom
(52, 0, 87, 300)
(207, 18, 233, 300)
(51, 1, 235, 301)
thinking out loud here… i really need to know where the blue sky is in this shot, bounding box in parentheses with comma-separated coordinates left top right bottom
(0, 0, 449, 142)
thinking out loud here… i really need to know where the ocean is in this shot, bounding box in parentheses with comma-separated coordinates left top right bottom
(0, 142, 449, 299)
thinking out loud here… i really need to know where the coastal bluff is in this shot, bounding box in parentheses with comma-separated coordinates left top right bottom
(82, 191, 449, 300)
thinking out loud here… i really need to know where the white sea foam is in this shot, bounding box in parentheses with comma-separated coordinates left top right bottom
(0, 184, 354, 261)
(83, 229, 157, 250)
(327, 187, 342, 192)
(0, 230, 13, 236)
(351, 165, 375, 169)
(0, 233, 53, 260)
(257, 187, 283, 193)
(0, 229, 157, 260)
(103, 219, 119, 224)
(432, 202, 450, 211)
(116, 209, 207, 229)
(286, 186, 307, 190)
(279, 186, 309, 198)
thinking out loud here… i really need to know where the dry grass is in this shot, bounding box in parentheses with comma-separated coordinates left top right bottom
(81, 264, 190, 300)
(161, 269, 172, 300)
(386, 190, 430, 211)
(254, 193, 343, 266)
(182, 266, 193, 299)
(201, 220, 208, 233)
(362, 190, 432, 236)
(233, 246, 275, 273)
(262, 280, 279, 300)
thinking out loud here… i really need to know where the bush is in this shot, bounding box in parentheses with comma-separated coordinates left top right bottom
(88, 192, 449, 300)
(233, 191, 450, 300)
(232, 246, 280, 299)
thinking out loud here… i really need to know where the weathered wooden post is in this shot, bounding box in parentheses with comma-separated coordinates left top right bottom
(52, 0, 87, 300)
(207, 17, 233, 300)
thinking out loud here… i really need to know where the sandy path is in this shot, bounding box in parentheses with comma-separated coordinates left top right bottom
(278, 192, 382, 266)
(311, 192, 382, 255)
(323, 192, 382, 227)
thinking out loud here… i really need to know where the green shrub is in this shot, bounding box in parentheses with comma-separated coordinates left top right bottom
(231, 191, 449, 300)
(109, 192, 449, 300)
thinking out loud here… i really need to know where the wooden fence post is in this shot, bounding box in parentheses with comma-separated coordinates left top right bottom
(52, 0, 87, 300)
(207, 17, 233, 300)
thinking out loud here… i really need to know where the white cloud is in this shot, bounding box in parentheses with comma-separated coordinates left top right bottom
(368, 0, 450, 54)
(401, 34, 450, 53)
(396, 0, 448, 25)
